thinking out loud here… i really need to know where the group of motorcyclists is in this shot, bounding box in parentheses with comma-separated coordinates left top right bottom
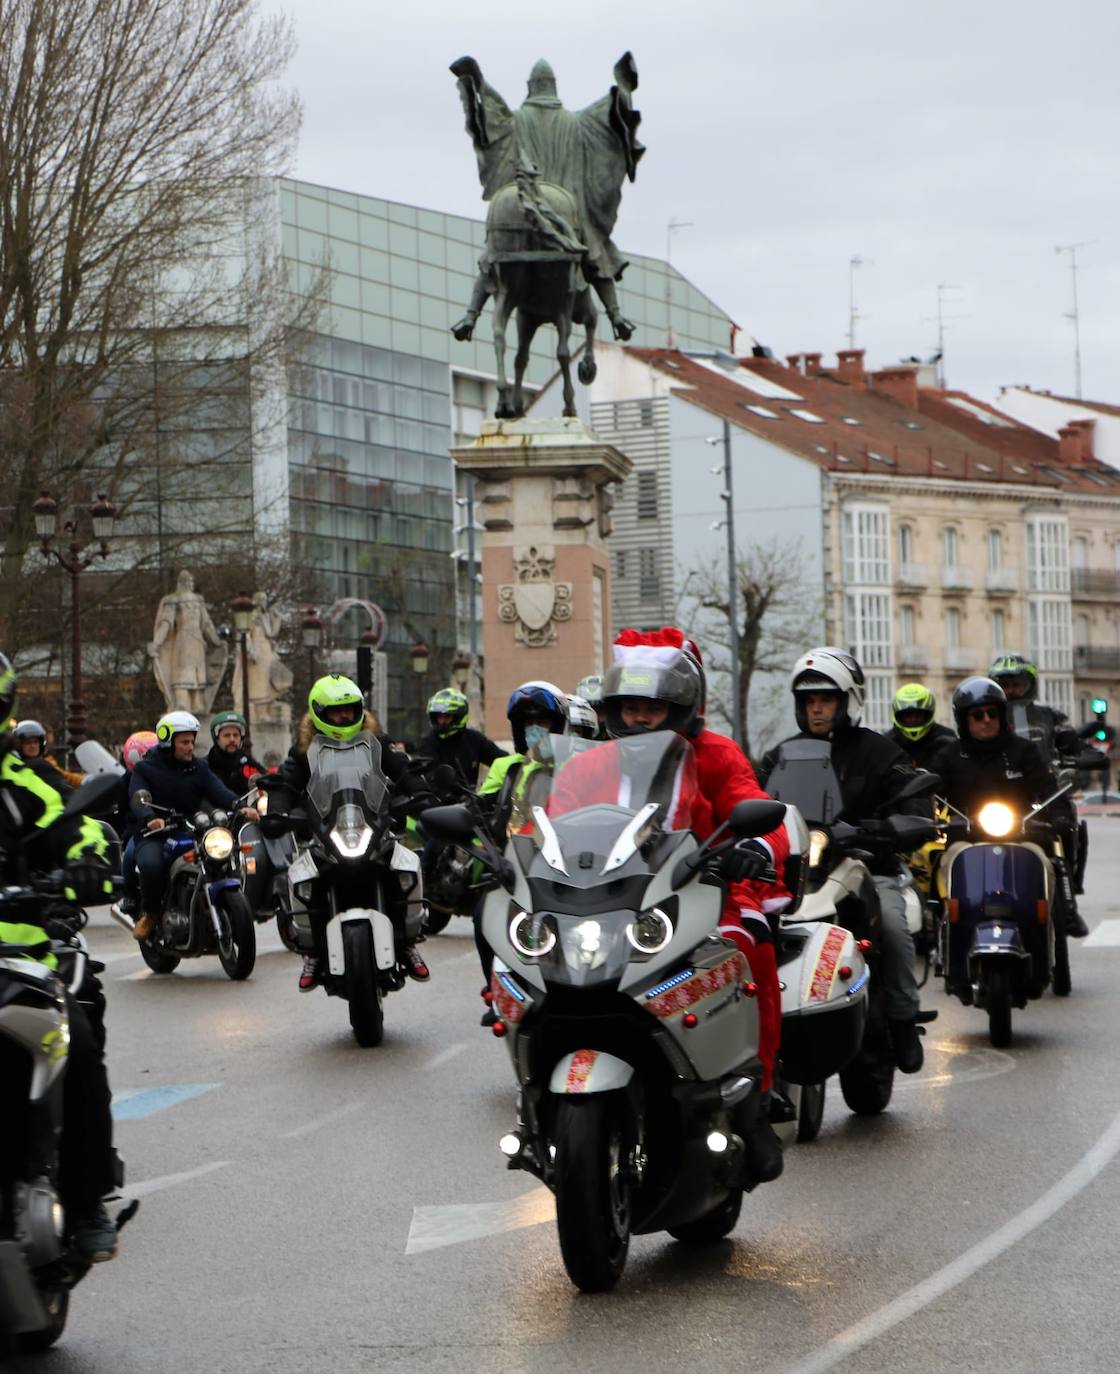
(0, 621, 1096, 1316)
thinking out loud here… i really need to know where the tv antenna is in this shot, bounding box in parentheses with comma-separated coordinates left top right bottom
(847, 255, 872, 348)
(922, 283, 969, 388)
(1055, 241, 1094, 399)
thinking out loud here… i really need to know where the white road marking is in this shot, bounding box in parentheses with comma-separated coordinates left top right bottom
(97, 950, 142, 966)
(424, 1042, 466, 1071)
(406, 1185, 555, 1255)
(892, 1042, 1015, 1093)
(126, 1161, 231, 1199)
(1084, 918, 1120, 947)
(786, 1101, 1120, 1373)
(280, 1099, 363, 1140)
(120, 968, 153, 981)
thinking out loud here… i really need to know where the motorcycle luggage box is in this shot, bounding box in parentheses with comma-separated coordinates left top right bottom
(778, 921, 868, 1084)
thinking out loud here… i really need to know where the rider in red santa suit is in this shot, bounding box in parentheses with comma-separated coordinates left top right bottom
(559, 627, 789, 1181)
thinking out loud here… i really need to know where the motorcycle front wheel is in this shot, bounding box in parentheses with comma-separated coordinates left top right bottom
(422, 906, 454, 935)
(553, 1095, 632, 1292)
(1052, 920, 1072, 997)
(216, 892, 256, 980)
(839, 1051, 895, 1116)
(796, 1081, 827, 1142)
(275, 905, 301, 953)
(985, 966, 1013, 1047)
(15, 1286, 68, 1352)
(344, 922, 384, 1047)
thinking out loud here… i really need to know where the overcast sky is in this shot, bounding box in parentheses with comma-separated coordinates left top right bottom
(270, 0, 1119, 405)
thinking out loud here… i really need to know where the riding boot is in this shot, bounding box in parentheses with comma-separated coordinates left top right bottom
(742, 1099, 784, 1185)
(1065, 901, 1090, 938)
(889, 1019, 925, 1074)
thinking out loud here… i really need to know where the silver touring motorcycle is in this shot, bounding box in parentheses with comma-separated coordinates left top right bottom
(422, 733, 868, 1292)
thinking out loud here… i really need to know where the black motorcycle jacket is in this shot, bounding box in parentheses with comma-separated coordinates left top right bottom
(928, 730, 1056, 820)
(1005, 701, 1079, 764)
(206, 743, 263, 798)
(129, 748, 238, 828)
(884, 722, 955, 771)
(416, 726, 506, 786)
(276, 713, 415, 797)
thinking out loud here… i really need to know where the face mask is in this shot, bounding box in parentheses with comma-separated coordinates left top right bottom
(523, 724, 553, 759)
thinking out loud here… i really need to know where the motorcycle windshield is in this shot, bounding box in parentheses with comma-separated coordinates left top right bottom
(305, 733, 388, 822)
(544, 732, 696, 832)
(764, 737, 846, 826)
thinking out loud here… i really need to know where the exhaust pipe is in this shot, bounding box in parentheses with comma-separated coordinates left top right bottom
(107, 903, 135, 934)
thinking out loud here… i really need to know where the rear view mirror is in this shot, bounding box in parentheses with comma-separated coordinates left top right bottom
(419, 803, 478, 845)
(430, 763, 461, 795)
(728, 799, 787, 839)
(131, 789, 152, 813)
(885, 814, 939, 845)
(880, 772, 940, 812)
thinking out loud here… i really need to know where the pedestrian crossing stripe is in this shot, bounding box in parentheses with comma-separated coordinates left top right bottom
(111, 1083, 220, 1121)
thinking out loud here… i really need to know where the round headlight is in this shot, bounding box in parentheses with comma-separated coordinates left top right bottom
(977, 802, 1016, 838)
(626, 907, 673, 954)
(808, 828, 830, 868)
(509, 911, 556, 957)
(203, 827, 235, 860)
(256, 792, 269, 816)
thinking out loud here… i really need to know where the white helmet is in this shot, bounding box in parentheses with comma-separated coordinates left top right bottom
(790, 647, 865, 731)
(565, 694, 599, 739)
(155, 709, 200, 748)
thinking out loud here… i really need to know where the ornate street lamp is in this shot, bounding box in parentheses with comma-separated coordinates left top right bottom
(35, 491, 116, 750)
(300, 607, 323, 684)
(230, 594, 254, 734)
(410, 640, 429, 742)
(451, 651, 471, 689)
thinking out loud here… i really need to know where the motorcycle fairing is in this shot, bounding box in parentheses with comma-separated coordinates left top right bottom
(944, 842, 1051, 989)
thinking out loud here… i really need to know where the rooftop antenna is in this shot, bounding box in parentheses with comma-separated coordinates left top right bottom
(665, 218, 693, 347)
(847, 255, 872, 349)
(922, 283, 968, 388)
(1055, 241, 1094, 399)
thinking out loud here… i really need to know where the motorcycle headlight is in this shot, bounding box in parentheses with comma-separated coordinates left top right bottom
(626, 906, 674, 955)
(509, 910, 557, 958)
(329, 803, 374, 858)
(256, 792, 269, 816)
(559, 918, 607, 970)
(808, 828, 830, 868)
(203, 827, 234, 861)
(977, 802, 1016, 838)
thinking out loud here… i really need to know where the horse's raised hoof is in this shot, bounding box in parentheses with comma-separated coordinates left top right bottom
(450, 315, 477, 342)
(610, 314, 636, 342)
(578, 357, 598, 385)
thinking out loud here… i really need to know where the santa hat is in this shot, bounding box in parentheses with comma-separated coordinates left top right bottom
(613, 626, 704, 667)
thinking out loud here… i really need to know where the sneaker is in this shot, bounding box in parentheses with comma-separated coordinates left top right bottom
(131, 912, 155, 941)
(71, 1204, 118, 1263)
(890, 1019, 925, 1074)
(298, 956, 320, 992)
(743, 1118, 784, 1184)
(480, 1008, 497, 1028)
(402, 944, 430, 982)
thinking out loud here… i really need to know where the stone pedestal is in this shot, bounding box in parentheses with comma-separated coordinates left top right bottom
(451, 418, 632, 741)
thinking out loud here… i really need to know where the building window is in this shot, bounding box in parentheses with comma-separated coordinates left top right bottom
(639, 547, 660, 601)
(942, 526, 959, 569)
(987, 529, 1003, 572)
(991, 608, 1006, 652)
(842, 505, 890, 585)
(844, 592, 892, 669)
(636, 470, 658, 521)
(615, 549, 627, 581)
(1026, 516, 1069, 592)
(898, 525, 914, 566)
(899, 605, 915, 647)
(1028, 597, 1072, 672)
(1075, 613, 1090, 647)
(945, 606, 961, 650)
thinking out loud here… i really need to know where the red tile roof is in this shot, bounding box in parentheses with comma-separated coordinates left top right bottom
(626, 349, 1120, 494)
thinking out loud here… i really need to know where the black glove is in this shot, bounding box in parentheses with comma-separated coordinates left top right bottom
(720, 839, 772, 883)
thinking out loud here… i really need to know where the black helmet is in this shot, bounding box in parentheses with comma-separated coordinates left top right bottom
(12, 719, 47, 753)
(506, 681, 568, 754)
(601, 649, 703, 739)
(952, 677, 1008, 740)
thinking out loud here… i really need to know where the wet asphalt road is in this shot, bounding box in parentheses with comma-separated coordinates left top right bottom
(11, 817, 1120, 1374)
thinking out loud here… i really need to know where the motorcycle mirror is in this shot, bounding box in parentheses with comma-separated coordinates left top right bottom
(880, 771, 940, 812)
(1077, 750, 1109, 772)
(131, 789, 153, 813)
(885, 814, 938, 845)
(419, 803, 478, 845)
(430, 763, 461, 794)
(727, 799, 786, 839)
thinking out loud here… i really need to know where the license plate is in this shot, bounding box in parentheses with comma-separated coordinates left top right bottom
(288, 851, 319, 885)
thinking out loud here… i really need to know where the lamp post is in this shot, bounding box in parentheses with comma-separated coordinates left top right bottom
(300, 608, 323, 687)
(230, 594, 254, 735)
(33, 491, 116, 752)
(451, 650, 471, 690)
(410, 640, 429, 744)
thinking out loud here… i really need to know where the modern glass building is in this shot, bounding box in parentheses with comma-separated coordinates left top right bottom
(273, 176, 736, 738)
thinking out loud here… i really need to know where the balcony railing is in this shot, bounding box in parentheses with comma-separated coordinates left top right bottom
(941, 565, 974, 591)
(896, 562, 928, 589)
(1071, 569, 1120, 598)
(985, 567, 1018, 593)
(897, 645, 930, 670)
(1074, 645, 1120, 672)
(944, 647, 978, 672)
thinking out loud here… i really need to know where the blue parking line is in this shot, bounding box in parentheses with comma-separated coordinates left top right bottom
(112, 1083, 220, 1121)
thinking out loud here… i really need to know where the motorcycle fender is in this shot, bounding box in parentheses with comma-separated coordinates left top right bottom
(968, 921, 1030, 962)
(206, 877, 241, 939)
(326, 908, 395, 976)
(548, 1049, 634, 1095)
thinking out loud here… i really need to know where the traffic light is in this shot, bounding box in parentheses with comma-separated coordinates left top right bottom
(1092, 697, 1108, 716)
(1090, 697, 1114, 744)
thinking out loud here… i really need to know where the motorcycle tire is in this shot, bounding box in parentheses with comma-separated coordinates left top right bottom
(669, 1187, 742, 1244)
(139, 939, 180, 975)
(839, 1052, 895, 1116)
(986, 967, 1013, 1048)
(796, 1081, 827, 1142)
(216, 892, 256, 981)
(276, 906, 301, 953)
(423, 907, 454, 936)
(344, 922, 384, 1047)
(16, 1287, 69, 1352)
(1052, 921, 1072, 998)
(553, 1095, 632, 1292)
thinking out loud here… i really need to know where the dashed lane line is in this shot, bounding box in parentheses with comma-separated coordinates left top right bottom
(112, 1083, 220, 1121)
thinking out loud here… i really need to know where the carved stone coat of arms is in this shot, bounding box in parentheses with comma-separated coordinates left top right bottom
(498, 544, 573, 647)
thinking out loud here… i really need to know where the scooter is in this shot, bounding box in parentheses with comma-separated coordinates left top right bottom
(934, 787, 1073, 1046)
(421, 732, 869, 1292)
(764, 737, 939, 1116)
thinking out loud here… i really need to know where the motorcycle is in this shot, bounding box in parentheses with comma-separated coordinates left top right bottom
(259, 731, 424, 1047)
(110, 791, 256, 979)
(933, 786, 1074, 1046)
(763, 737, 939, 1116)
(239, 786, 306, 953)
(421, 732, 869, 1292)
(416, 762, 497, 935)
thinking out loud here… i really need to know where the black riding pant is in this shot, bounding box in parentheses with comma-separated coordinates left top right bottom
(59, 985, 116, 1213)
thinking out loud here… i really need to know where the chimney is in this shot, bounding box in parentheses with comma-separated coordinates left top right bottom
(1058, 424, 1082, 462)
(786, 353, 805, 375)
(870, 365, 919, 410)
(1070, 418, 1096, 461)
(804, 352, 823, 374)
(836, 348, 866, 387)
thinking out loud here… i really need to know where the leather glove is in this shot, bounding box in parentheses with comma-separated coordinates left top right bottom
(720, 839, 772, 883)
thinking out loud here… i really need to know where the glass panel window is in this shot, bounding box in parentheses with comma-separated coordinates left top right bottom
(639, 547, 660, 601)
(637, 470, 658, 521)
(1026, 516, 1070, 592)
(991, 608, 1006, 652)
(987, 529, 1003, 572)
(842, 505, 890, 585)
(1075, 614, 1090, 647)
(942, 526, 959, 568)
(898, 525, 913, 565)
(945, 607, 961, 649)
(899, 605, 915, 647)
(844, 591, 892, 668)
(1071, 536, 1088, 570)
(1028, 596, 1073, 671)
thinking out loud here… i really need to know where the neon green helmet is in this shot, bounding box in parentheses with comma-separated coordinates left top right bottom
(989, 652, 1038, 703)
(892, 682, 937, 742)
(426, 688, 468, 738)
(308, 674, 365, 742)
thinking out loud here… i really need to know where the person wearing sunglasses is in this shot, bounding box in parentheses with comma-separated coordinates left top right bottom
(930, 677, 1086, 936)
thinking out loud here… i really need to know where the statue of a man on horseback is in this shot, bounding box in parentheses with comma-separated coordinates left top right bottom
(450, 53, 645, 419)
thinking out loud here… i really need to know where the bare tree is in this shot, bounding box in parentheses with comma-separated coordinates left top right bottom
(678, 536, 823, 759)
(0, 0, 316, 649)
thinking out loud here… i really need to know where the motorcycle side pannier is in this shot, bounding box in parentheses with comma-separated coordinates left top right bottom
(777, 922, 869, 1083)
